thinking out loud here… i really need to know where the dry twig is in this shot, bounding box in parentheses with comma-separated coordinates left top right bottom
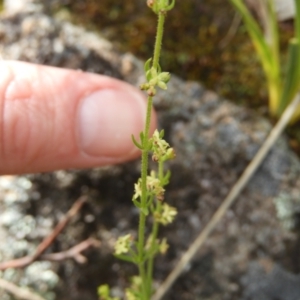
(41, 238, 101, 264)
(0, 195, 87, 270)
(0, 278, 46, 300)
(219, 12, 241, 48)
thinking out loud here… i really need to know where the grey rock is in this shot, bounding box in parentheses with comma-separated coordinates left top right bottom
(242, 263, 300, 300)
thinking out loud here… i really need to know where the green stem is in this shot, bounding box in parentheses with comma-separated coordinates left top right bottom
(146, 223, 159, 296)
(140, 95, 154, 209)
(138, 95, 153, 298)
(138, 262, 147, 299)
(146, 160, 164, 296)
(137, 8, 167, 300)
(153, 12, 165, 69)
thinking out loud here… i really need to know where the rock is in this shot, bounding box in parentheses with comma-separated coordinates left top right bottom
(246, 0, 295, 21)
(3, 0, 41, 15)
(1, 4, 300, 300)
(274, 0, 295, 21)
(242, 262, 300, 300)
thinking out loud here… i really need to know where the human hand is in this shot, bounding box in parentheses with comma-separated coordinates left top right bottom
(0, 61, 156, 174)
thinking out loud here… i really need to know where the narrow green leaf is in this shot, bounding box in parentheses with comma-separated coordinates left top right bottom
(144, 58, 152, 73)
(133, 199, 141, 208)
(157, 63, 162, 73)
(295, 0, 300, 44)
(146, 69, 152, 81)
(114, 254, 134, 263)
(228, 0, 281, 116)
(162, 170, 171, 186)
(166, 0, 175, 11)
(144, 247, 158, 261)
(139, 131, 144, 144)
(146, 195, 154, 208)
(159, 129, 165, 138)
(278, 39, 300, 115)
(266, 0, 280, 79)
(134, 251, 146, 264)
(283, 0, 300, 123)
(131, 134, 143, 149)
(158, 81, 167, 90)
(129, 249, 139, 263)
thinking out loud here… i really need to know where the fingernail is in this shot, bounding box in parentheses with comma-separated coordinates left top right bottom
(78, 89, 145, 157)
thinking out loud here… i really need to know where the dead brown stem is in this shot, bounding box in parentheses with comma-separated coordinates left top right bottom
(0, 278, 46, 300)
(0, 195, 87, 270)
(41, 238, 101, 264)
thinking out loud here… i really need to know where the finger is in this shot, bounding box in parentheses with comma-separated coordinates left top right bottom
(0, 61, 156, 174)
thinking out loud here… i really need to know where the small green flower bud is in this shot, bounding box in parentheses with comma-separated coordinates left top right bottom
(163, 147, 176, 160)
(149, 77, 158, 86)
(158, 72, 171, 83)
(158, 81, 167, 90)
(140, 83, 150, 90)
(147, 86, 157, 96)
(147, 0, 156, 8)
(147, 0, 175, 14)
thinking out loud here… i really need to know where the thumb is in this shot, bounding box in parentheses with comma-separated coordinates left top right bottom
(0, 61, 156, 174)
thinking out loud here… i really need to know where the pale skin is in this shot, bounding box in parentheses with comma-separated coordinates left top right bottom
(0, 61, 156, 174)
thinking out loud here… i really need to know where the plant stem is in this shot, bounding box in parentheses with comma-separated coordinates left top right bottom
(146, 160, 164, 296)
(146, 221, 159, 296)
(153, 12, 165, 69)
(138, 95, 153, 299)
(138, 8, 167, 300)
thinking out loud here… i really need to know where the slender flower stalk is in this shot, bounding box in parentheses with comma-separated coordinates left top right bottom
(98, 1, 177, 299)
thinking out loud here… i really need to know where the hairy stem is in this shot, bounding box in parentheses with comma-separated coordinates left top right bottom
(138, 95, 153, 299)
(153, 12, 165, 69)
(146, 160, 164, 296)
(137, 7, 167, 300)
